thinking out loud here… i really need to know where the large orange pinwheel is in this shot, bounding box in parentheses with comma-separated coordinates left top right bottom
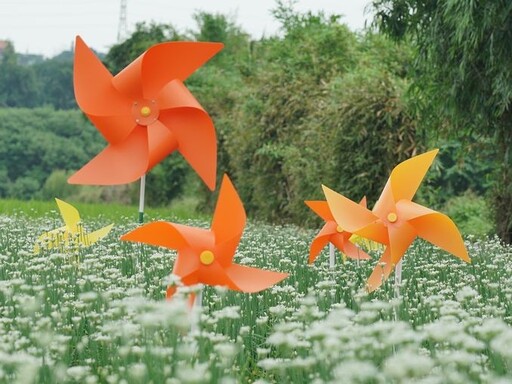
(68, 36, 223, 190)
(322, 149, 470, 292)
(121, 175, 288, 298)
(305, 198, 371, 263)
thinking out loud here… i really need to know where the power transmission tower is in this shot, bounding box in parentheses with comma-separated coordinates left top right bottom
(117, 0, 128, 43)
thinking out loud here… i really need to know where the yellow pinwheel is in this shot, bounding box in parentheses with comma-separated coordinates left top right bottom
(34, 198, 113, 254)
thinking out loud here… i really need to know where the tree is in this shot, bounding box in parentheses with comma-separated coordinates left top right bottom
(372, 0, 512, 240)
(0, 42, 39, 107)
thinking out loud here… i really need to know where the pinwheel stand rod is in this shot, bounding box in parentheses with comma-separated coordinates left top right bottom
(394, 259, 403, 298)
(138, 175, 146, 223)
(329, 243, 335, 268)
(191, 288, 203, 333)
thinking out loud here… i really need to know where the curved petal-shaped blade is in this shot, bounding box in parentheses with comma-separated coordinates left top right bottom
(410, 212, 470, 262)
(55, 198, 80, 233)
(366, 247, 393, 293)
(113, 42, 224, 100)
(305, 200, 334, 222)
(158, 107, 217, 190)
(388, 222, 417, 265)
(146, 120, 179, 170)
(333, 237, 371, 260)
(120, 221, 189, 250)
(389, 149, 438, 202)
(74, 36, 133, 144)
(68, 126, 148, 185)
(224, 264, 288, 293)
(158, 79, 203, 111)
(322, 185, 379, 233)
(34, 226, 67, 254)
(210, 175, 245, 265)
(86, 224, 114, 245)
(308, 223, 335, 263)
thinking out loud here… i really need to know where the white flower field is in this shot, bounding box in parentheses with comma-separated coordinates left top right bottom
(1, 209, 512, 383)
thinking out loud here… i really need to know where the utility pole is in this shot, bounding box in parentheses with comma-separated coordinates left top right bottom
(117, 0, 128, 43)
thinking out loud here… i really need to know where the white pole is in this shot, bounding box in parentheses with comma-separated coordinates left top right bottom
(394, 259, 403, 299)
(191, 288, 203, 333)
(138, 174, 146, 223)
(329, 243, 335, 268)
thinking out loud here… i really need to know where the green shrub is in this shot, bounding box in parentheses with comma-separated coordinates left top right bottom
(442, 191, 494, 237)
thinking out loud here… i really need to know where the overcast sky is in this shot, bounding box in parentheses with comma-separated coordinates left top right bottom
(0, 0, 372, 58)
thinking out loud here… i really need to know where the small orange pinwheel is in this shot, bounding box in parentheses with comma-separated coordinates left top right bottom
(68, 36, 223, 190)
(121, 175, 288, 298)
(322, 149, 470, 292)
(305, 198, 371, 263)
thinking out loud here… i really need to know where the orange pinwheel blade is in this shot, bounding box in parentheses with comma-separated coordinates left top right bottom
(410, 212, 470, 262)
(146, 119, 179, 170)
(396, 200, 470, 262)
(120, 221, 190, 250)
(366, 247, 394, 292)
(208, 176, 246, 266)
(332, 236, 371, 260)
(308, 223, 335, 263)
(323, 186, 388, 244)
(224, 264, 288, 293)
(159, 108, 217, 190)
(305, 201, 334, 222)
(74, 36, 133, 144)
(322, 186, 378, 232)
(388, 222, 417, 265)
(158, 79, 204, 111)
(113, 42, 224, 100)
(390, 149, 438, 202)
(68, 126, 148, 185)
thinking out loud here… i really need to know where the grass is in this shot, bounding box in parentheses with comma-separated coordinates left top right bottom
(0, 197, 207, 222)
(0, 200, 512, 383)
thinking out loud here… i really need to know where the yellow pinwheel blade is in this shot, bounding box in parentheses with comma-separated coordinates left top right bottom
(34, 226, 68, 254)
(85, 224, 114, 246)
(55, 198, 81, 233)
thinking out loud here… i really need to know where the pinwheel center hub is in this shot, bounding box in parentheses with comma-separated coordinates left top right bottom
(199, 250, 215, 265)
(387, 212, 398, 223)
(336, 225, 343, 233)
(140, 106, 152, 117)
(132, 100, 159, 126)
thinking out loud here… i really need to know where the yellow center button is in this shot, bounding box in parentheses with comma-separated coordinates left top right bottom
(140, 106, 151, 117)
(387, 212, 398, 223)
(199, 250, 215, 265)
(336, 225, 343, 233)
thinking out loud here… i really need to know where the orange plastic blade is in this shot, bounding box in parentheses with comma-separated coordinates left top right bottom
(146, 119, 179, 170)
(68, 126, 148, 185)
(308, 223, 335, 263)
(388, 222, 417, 265)
(410, 212, 470, 262)
(113, 42, 224, 100)
(210, 175, 246, 265)
(332, 236, 371, 260)
(159, 108, 217, 190)
(322, 185, 378, 233)
(305, 200, 334, 222)
(366, 247, 393, 292)
(121, 221, 188, 249)
(224, 264, 288, 293)
(74, 36, 134, 144)
(55, 198, 80, 233)
(158, 79, 203, 111)
(390, 149, 438, 202)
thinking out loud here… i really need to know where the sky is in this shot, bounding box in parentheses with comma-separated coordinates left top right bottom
(0, 0, 372, 58)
